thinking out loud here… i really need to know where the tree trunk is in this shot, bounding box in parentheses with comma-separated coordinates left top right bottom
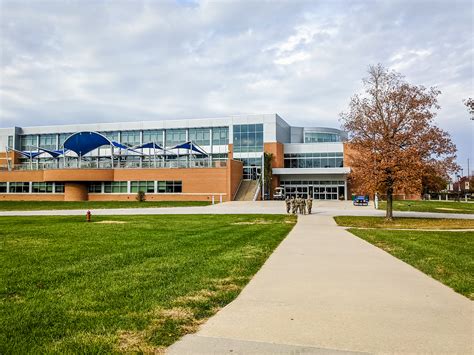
(386, 187, 393, 220)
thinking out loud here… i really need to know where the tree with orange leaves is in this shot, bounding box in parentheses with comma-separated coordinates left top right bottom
(341, 64, 458, 220)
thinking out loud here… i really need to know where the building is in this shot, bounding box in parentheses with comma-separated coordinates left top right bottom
(0, 114, 351, 202)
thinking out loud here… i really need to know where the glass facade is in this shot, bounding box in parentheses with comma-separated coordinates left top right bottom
(101, 131, 119, 142)
(104, 181, 128, 193)
(189, 128, 210, 146)
(165, 129, 186, 147)
(121, 131, 140, 147)
(59, 133, 71, 148)
(284, 152, 343, 168)
(233, 124, 263, 153)
(9, 182, 30, 193)
(8, 136, 13, 148)
(32, 182, 54, 193)
(55, 183, 65, 193)
(281, 180, 345, 200)
(304, 132, 341, 143)
(0, 182, 7, 193)
(143, 130, 164, 146)
(212, 127, 229, 145)
(39, 134, 56, 150)
(20, 135, 38, 151)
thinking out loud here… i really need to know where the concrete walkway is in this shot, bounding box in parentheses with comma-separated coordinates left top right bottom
(168, 215, 473, 354)
(1, 200, 473, 219)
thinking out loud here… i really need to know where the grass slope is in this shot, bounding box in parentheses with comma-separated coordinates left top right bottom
(348, 228, 474, 299)
(0, 214, 296, 353)
(0, 200, 210, 211)
(378, 200, 474, 214)
(334, 216, 474, 229)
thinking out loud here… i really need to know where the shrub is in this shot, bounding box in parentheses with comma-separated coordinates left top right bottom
(136, 190, 146, 202)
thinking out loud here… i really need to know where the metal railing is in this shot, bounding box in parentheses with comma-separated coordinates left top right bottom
(11, 159, 228, 171)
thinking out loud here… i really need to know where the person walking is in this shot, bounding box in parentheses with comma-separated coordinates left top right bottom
(307, 197, 313, 214)
(301, 198, 307, 215)
(285, 196, 291, 214)
(291, 196, 297, 214)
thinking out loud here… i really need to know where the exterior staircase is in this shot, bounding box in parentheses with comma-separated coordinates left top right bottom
(234, 180, 259, 201)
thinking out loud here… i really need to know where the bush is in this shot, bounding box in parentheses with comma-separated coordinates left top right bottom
(136, 190, 146, 202)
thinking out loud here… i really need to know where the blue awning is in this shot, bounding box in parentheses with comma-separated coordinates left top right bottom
(37, 147, 67, 158)
(111, 141, 141, 154)
(171, 141, 208, 155)
(18, 150, 42, 159)
(64, 131, 111, 155)
(134, 142, 164, 150)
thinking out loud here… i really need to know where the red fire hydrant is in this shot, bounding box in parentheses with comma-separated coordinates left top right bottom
(86, 210, 91, 222)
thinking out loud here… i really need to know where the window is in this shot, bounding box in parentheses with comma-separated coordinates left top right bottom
(143, 130, 164, 146)
(19, 135, 38, 151)
(304, 132, 341, 143)
(165, 129, 186, 147)
(233, 124, 263, 153)
(39, 134, 57, 150)
(130, 181, 155, 193)
(32, 182, 54, 193)
(88, 183, 102, 193)
(55, 183, 65, 193)
(189, 128, 210, 146)
(121, 131, 140, 147)
(0, 182, 7, 193)
(157, 181, 182, 193)
(104, 181, 128, 193)
(8, 136, 13, 148)
(100, 131, 119, 142)
(9, 182, 30, 193)
(58, 133, 72, 148)
(212, 127, 229, 145)
(284, 152, 343, 169)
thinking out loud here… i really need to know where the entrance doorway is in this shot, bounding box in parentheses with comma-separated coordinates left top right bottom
(281, 180, 346, 200)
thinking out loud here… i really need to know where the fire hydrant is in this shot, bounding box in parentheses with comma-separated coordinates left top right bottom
(86, 210, 91, 222)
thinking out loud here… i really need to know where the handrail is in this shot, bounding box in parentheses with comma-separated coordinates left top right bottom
(253, 177, 262, 201)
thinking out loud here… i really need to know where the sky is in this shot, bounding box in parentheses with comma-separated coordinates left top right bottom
(0, 0, 473, 173)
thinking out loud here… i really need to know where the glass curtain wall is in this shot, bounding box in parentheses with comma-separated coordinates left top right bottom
(304, 132, 341, 143)
(284, 152, 343, 168)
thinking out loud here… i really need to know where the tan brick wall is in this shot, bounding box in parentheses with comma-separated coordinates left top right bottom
(0, 170, 45, 182)
(64, 183, 88, 201)
(0, 194, 65, 201)
(89, 194, 213, 202)
(227, 159, 243, 200)
(44, 169, 114, 182)
(264, 142, 284, 168)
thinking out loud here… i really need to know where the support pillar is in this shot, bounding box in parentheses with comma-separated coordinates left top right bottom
(64, 182, 88, 201)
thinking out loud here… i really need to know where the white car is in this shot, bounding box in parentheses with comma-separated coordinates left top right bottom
(274, 187, 285, 200)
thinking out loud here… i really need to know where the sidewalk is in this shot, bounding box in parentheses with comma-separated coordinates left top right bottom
(168, 215, 473, 354)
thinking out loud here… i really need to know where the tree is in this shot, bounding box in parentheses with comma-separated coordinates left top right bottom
(341, 64, 458, 220)
(464, 97, 474, 120)
(421, 165, 449, 195)
(263, 152, 273, 200)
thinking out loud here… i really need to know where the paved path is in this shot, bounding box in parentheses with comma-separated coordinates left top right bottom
(168, 215, 473, 354)
(1, 201, 473, 219)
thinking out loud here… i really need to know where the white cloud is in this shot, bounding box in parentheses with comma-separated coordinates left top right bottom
(0, 0, 472, 168)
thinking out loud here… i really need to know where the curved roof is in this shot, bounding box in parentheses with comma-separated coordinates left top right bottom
(63, 131, 111, 155)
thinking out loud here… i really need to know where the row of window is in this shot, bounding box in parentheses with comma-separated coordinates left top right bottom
(304, 132, 342, 143)
(284, 152, 344, 169)
(18, 127, 230, 151)
(233, 124, 264, 153)
(0, 182, 65, 194)
(88, 181, 183, 194)
(280, 180, 345, 186)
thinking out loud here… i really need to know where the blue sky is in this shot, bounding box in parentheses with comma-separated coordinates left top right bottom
(0, 0, 472, 172)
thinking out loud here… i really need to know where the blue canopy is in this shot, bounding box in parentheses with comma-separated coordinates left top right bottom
(134, 142, 164, 150)
(111, 141, 141, 154)
(18, 150, 42, 159)
(171, 141, 208, 155)
(64, 131, 111, 155)
(37, 147, 67, 158)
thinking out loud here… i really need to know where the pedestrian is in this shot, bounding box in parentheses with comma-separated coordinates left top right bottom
(307, 197, 313, 214)
(291, 196, 297, 214)
(285, 196, 291, 214)
(301, 198, 307, 215)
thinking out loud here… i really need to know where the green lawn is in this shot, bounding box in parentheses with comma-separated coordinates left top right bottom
(0, 214, 296, 353)
(378, 200, 474, 214)
(334, 216, 474, 229)
(348, 228, 474, 299)
(0, 200, 210, 211)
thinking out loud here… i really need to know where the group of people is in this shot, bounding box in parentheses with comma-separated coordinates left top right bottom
(285, 195, 313, 214)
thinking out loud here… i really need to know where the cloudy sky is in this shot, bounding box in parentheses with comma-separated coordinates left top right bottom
(0, 0, 473, 171)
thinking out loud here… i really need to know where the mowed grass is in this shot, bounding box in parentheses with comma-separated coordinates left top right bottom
(0, 200, 210, 211)
(334, 216, 474, 229)
(378, 200, 474, 214)
(348, 228, 474, 299)
(0, 214, 296, 353)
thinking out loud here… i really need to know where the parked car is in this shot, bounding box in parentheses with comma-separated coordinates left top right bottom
(274, 187, 285, 200)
